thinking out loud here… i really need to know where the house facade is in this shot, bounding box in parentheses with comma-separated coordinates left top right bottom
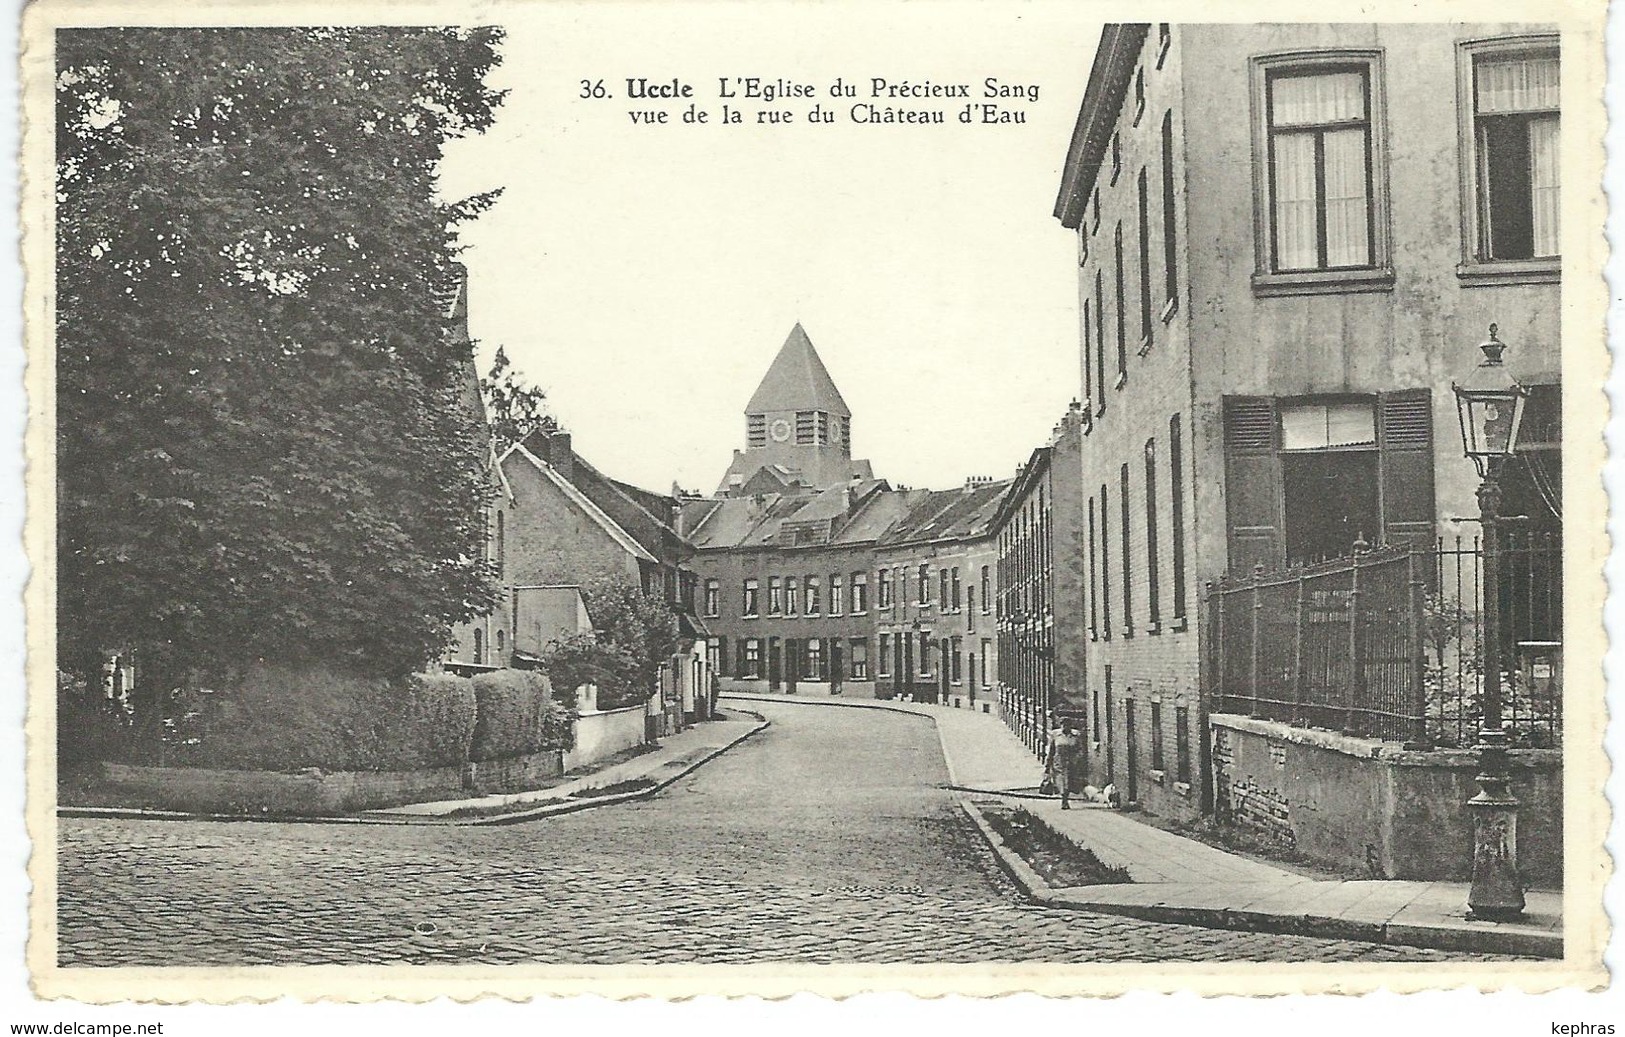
(992, 405, 1086, 755)
(872, 479, 1009, 705)
(1054, 23, 1562, 826)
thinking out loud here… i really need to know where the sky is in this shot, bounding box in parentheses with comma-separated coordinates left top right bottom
(439, 2, 1102, 494)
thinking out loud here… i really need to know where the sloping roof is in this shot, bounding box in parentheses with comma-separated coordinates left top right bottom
(503, 443, 657, 563)
(882, 480, 1014, 546)
(744, 323, 851, 417)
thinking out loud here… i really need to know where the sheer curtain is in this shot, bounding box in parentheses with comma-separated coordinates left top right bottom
(1323, 129, 1370, 266)
(1273, 135, 1317, 270)
(1270, 71, 1368, 270)
(1475, 56, 1559, 114)
(1529, 117, 1560, 257)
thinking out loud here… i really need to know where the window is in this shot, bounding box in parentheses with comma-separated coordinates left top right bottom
(1151, 699, 1165, 772)
(1082, 299, 1094, 411)
(805, 575, 821, 616)
(1170, 414, 1188, 626)
(1222, 392, 1434, 571)
(980, 565, 991, 612)
(495, 628, 504, 657)
(1094, 273, 1107, 412)
(743, 578, 760, 618)
(878, 568, 892, 609)
(939, 569, 950, 610)
(878, 633, 892, 676)
(967, 586, 976, 630)
(747, 414, 767, 448)
(785, 577, 799, 616)
(473, 628, 483, 664)
(851, 571, 868, 613)
(1133, 67, 1146, 125)
(494, 510, 505, 577)
(1144, 437, 1162, 632)
(805, 638, 823, 680)
(829, 574, 843, 616)
(1161, 110, 1178, 315)
(850, 638, 869, 679)
(1267, 68, 1372, 270)
(951, 567, 961, 611)
(1120, 464, 1134, 637)
(704, 578, 720, 618)
(918, 632, 933, 676)
(1114, 223, 1127, 383)
(1461, 41, 1560, 274)
(951, 637, 963, 683)
(768, 576, 783, 615)
(1175, 705, 1192, 785)
(795, 410, 830, 445)
(744, 638, 762, 678)
(1087, 495, 1099, 641)
(1137, 168, 1152, 352)
(1252, 52, 1391, 294)
(1078, 227, 1089, 267)
(1157, 23, 1171, 68)
(1110, 130, 1122, 184)
(706, 636, 721, 673)
(980, 639, 992, 688)
(1091, 186, 1101, 233)
(1100, 482, 1112, 640)
(919, 564, 931, 604)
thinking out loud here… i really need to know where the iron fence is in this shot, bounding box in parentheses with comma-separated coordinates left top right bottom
(1206, 533, 1561, 749)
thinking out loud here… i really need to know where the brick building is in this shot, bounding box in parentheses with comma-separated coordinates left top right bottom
(991, 405, 1086, 753)
(1054, 23, 1562, 823)
(873, 478, 1009, 705)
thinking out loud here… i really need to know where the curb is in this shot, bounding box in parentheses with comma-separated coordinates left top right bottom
(958, 799, 1561, 960)
(59, 713, 771, 828)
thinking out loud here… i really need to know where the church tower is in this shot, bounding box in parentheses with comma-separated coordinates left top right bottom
(716, 323, 875, 497)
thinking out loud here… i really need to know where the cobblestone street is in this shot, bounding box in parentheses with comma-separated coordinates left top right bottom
(57, 703, 1520, 966)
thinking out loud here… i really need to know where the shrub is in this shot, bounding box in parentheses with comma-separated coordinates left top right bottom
(540, 633, 632, 710)
(57, 670, 140, 771)
(469, 669, 576, 760)
(185, 662, 476, 772)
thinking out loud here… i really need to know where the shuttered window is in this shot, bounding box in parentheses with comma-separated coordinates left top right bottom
(1222, 392, 1435, 572)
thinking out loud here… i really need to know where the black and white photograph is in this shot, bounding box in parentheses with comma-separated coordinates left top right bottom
(16, 0, 1613, 1011)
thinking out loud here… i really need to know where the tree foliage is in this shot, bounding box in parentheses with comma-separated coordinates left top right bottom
(481, 345, 556, 451)
(540, 572, 681, 710)
(55, 27, 508, 705)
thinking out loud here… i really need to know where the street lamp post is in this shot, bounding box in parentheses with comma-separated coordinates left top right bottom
(1452, 323, 1529, 922)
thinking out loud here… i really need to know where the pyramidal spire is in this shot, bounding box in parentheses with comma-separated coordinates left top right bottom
(744, 323, 851, 416)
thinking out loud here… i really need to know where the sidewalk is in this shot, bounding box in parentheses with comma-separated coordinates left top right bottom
(723, 689, 1562, 958)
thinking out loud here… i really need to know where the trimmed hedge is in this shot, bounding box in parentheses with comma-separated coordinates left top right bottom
(469, 669, 576, 761)
(187, 663, 476, 772)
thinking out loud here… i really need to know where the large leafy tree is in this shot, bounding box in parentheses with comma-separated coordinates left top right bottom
(481, 345, 556, 451)
(55, 27, 508, 715)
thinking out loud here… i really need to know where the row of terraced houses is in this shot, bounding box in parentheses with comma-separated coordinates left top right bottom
(452, 22, 1564, 886)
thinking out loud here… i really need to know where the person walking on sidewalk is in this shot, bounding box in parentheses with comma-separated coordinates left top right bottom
(1044, 715, 1079, 809)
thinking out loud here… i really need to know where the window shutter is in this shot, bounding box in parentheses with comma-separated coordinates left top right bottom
(1223, 396, 1282, 573)
(1378, 389, 1435, 550)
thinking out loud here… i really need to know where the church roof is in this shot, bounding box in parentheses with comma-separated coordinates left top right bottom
(744, 323, 851, 417)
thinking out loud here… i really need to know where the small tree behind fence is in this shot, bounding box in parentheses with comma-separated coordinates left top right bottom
(1206, 533, 1561, 749)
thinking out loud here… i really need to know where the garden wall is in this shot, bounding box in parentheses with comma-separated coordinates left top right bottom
(1211, 714, 1562, 886)
(96, 760, 467, 815)
(564, 706, 647, 772)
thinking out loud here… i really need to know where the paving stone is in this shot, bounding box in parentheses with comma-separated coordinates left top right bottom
(57, 702, 1523, 967)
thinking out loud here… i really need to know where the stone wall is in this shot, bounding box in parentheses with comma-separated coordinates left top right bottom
(1211, 714, 1562, 885)
(98, 761, 468, 815)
